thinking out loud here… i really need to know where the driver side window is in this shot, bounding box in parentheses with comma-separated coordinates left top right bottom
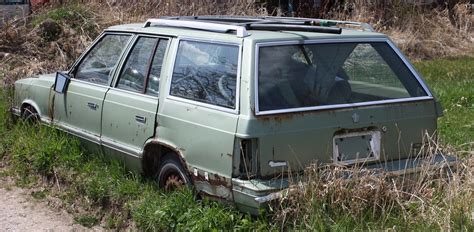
(75, 34, 131, 85)
(170, 40, 239, 109)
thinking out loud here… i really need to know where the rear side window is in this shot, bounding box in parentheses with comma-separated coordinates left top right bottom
(118, 37, 157, 93)
(170, 40, 239, 109)
(117, 37, 168, 96)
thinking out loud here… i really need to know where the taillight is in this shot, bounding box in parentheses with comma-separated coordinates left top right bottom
(232, 138, 259, 179)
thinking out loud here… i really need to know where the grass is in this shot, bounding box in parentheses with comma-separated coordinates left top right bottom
(0, 93, 268, 230)
(0, 58, 472, 231)
(415, 57, 474, 149)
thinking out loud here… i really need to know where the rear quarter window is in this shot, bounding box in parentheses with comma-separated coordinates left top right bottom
(170, 40, 239, 109)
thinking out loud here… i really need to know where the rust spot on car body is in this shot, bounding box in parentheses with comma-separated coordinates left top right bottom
(191, 171, 232, 200)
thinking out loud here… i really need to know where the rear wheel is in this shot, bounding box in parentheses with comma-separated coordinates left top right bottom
(156, 155, 192, 191)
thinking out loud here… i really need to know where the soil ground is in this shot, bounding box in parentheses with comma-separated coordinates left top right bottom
(0, 175, 101, 232)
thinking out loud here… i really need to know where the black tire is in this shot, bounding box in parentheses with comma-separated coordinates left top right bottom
(156, 155, 192, 191)
(22, 105, 39, 124)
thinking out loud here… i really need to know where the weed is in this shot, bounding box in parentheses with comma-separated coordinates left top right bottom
(0, 90, 267, 230)
(415, 57, 474, 150)
(74, 215, 99, 228)
(31, 189, 48, 200)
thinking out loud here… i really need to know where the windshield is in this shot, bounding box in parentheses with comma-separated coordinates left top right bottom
(257, 42, 428, 112)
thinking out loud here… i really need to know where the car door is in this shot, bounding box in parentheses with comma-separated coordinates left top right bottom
(53, 33, 132, 145)
(159, 39, 241, 198)
(100, 36, 169, 164)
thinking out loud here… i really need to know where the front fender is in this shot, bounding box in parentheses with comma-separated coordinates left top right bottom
(14, 74, 56, 122)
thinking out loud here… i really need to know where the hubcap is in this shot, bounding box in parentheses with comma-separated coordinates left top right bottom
(164, 173, 184, 191)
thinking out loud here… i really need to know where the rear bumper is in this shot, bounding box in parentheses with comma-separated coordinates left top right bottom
(232, 154, 459, 215)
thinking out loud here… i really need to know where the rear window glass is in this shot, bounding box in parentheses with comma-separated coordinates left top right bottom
(170, 41, 239, 109)
(257, 42, 427, 112)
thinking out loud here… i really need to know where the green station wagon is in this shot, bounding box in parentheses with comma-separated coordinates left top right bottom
(11, 16, 457, 214)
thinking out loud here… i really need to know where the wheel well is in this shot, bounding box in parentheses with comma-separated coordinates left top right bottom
(141, 143, 187, 177)
(20, 103, 39, 118)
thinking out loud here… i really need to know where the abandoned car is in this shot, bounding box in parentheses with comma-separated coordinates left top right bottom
(11, 16, 457, 214)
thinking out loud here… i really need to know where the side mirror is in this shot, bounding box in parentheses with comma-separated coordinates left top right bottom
(54, 72, 70, 94)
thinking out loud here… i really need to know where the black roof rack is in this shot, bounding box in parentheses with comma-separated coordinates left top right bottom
(143, 15, 374, 37)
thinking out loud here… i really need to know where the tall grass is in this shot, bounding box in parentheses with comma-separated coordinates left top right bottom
(0, 91, 268, 230)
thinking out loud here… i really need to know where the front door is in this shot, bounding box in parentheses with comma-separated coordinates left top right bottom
(100, 36, 169, 164)
(53, 33, 132, 145)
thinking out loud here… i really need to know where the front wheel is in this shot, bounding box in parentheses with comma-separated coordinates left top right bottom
(22, 105, 39, 124)
(156, 155, 192, 191)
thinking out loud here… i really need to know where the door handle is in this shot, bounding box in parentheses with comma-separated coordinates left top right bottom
(87, 102, 98, 110)
(135, 115, 146, 124)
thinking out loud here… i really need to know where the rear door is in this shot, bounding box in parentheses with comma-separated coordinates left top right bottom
(158, 39, 241, 199)
(101, 36, 170, 160)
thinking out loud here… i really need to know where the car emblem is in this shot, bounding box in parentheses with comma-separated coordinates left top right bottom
(352, 112, 360, 123)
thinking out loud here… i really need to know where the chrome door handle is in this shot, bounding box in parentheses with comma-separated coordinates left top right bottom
(87, 102, 98, 110)
(135, 115, 146, 124)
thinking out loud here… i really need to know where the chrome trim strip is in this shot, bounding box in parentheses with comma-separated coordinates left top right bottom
(71, 78, 111, 89)
(107, 87, 159, 101)
(55, 121, 101, 144)
(10, 107, 21, 116)
(254, 38, 434, 115)
(254, 191, 286, 204)
(101, 137, 142, 158)
(40, 117, 52, 125)
(257, 96, 433, 116)
(166, 96, 239, 114)
(165, 38, 242, 115)
(143, 18, 249, 38)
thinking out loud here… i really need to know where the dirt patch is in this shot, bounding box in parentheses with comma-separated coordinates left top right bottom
(0, 177, 102, 232)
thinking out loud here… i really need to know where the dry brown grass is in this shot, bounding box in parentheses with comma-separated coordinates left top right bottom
(324, 1, 474, 60)
(0, 0, 267, 85)
(274, 133, 474, 230)
(1, 1, 473, 85)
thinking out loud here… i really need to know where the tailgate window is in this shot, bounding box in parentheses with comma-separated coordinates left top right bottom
(257, 42, 428, 112)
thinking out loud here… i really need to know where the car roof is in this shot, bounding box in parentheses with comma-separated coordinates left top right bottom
(106, 16, 387, 43)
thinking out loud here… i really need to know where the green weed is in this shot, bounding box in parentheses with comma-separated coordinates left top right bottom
(74, 215, 99, 228)
(415, 57, 474, 149)
(0, 89, 267, 230)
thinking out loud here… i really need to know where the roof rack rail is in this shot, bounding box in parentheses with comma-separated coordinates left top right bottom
(248, 24, 341, 34)
(143, 16, 373, 37)
(143, 18, 249, 38)
(301, 18, 374, 32)
(161, 15, 375, 32)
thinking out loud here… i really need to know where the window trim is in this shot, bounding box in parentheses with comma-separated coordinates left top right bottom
(68, 32, 134, 86)
(113, 35, 170, 96)
(165, 37, 242, 114)
(254, 38, 434, 116)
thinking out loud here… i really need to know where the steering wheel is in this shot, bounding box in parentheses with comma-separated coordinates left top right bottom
(218, 74, 234, 104)
(173, 72, 213, 102)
